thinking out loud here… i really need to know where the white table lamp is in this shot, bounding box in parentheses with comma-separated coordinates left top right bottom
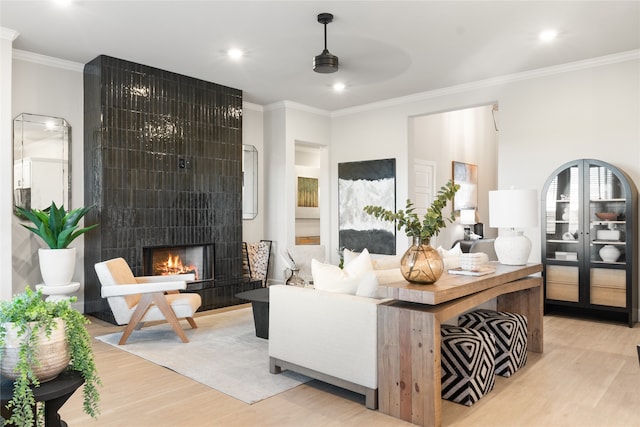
(460, 209, 476, 240)
(489, 189, 538, 265)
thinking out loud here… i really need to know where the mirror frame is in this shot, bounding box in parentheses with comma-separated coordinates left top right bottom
(242, 144, 258, 220)
(13, 113, 71, 215)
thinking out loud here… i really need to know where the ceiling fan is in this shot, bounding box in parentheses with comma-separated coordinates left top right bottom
(313, 13, 339, 73)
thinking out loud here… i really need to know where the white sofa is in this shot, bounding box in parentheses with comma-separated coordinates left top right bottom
(268, 284, 388, 409)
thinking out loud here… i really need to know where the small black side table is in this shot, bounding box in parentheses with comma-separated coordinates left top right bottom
(1, 369, 84, 427)
(235, 287, 269, 339)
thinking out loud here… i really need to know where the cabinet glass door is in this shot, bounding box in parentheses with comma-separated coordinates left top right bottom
(588, 164, 627, 307)
(544, 164, 580, 302)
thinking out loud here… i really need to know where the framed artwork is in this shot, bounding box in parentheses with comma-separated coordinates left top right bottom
(338, 158, 396, 255)
(297, 177, 318, 207)
(452, 161, 478, 213)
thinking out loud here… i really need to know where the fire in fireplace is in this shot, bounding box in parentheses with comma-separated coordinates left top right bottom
(143, 244, 214, 283)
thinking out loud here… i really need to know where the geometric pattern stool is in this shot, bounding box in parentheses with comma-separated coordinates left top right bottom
(458, 309, 528, 378)
(441, 324, 496, 406)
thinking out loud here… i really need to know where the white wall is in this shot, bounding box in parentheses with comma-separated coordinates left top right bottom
(10, 54, 84, 305)
(409, 104, 499, 247)
(263, 102, 330, 283)
(0, 28, 18, 301)
(330, 54, 639, 313)
(241, 103, 265, 244)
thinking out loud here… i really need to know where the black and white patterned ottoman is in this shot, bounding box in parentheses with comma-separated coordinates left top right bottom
(459, 309, 528, 377)
(440, 324, 496, 406)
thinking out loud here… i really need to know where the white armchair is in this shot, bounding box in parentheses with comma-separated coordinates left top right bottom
(95, 258, 201, 345)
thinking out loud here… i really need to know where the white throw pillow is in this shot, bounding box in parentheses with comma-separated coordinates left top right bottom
(311, 259, 359, 294)
(356, 271, 379, 298)
(343, 248, 373, 277)
(371, 254, 403, 270)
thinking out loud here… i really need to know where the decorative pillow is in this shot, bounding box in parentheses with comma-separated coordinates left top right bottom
(371, 254, 403, 270)
(374, 268, 405, 285)
(344, 248, 402, 271)
(247, 241, 271, 284)
(356, 271, 379, 298)
(437, 243, 462, 270)
(311, 259, 359, 294)
(343, 248, 373, 277)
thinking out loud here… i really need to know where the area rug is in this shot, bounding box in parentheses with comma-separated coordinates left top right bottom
(95, 307, 310, 404)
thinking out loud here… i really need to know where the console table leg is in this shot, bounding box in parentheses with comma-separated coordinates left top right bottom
(497, 279, 544, 353)
(378, 302, 442, 427)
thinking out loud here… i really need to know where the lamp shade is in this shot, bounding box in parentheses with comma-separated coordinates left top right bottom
(488, 189, 538, 228)
(460, 209, 476, 225)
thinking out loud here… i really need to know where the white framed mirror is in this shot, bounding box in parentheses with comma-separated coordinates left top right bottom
(242, 144, 258, 220)
(13, 113, 71, 213)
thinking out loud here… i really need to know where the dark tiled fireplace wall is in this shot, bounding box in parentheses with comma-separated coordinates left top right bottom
(83, 55, 244, 323)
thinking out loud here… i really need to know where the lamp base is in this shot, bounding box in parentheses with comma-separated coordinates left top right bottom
(494, 231, 531, 265)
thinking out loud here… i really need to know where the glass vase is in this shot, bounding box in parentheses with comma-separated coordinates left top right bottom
(400, 237, 444, 284)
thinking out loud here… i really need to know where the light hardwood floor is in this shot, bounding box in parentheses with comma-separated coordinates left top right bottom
(59, 305, 640, 427)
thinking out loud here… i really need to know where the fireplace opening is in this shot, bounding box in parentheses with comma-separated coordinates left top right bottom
(143, 244, 214, 283)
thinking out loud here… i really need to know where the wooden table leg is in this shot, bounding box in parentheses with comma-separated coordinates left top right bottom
(497, 278, 544, 353)
(378, 302, 442, 427)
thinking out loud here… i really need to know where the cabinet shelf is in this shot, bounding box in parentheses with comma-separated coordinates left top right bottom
(590, 198, 626, 202)
(542, 159, 637, 327)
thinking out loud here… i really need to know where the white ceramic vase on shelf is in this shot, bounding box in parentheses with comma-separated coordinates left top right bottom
(599, 245, 621, 263)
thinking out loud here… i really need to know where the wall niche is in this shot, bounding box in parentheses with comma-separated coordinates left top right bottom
(83, 55, 245, 323)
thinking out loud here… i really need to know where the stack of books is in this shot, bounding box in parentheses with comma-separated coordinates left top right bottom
(448, 252, 495, 276)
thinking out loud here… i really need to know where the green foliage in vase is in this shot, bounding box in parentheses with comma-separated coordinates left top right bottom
(15, 201, 98, 249)
(0, 287, 101, 426)
(363, 180, 460, 240)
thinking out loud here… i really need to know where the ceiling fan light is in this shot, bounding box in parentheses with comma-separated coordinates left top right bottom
(313, 12, 339, 73)
(313, 49, 339, 73)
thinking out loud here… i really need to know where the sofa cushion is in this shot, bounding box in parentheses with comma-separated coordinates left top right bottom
(312, 249, 377, 295)
(344, 248, 401, 270)
(311, 259, 360, 294)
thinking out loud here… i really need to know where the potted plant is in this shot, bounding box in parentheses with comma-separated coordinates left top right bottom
(0, 287, 101, 426)
(15, 202, 98, 287)
(364, 180, 460, 283)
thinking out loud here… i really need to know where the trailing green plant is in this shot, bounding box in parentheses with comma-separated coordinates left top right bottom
(15, 201, 98, 249)
(0, 287, 101, 426)
(364, 180, 460, 240)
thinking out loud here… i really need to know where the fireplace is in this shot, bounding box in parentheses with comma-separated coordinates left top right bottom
(143, 244, 214, 283)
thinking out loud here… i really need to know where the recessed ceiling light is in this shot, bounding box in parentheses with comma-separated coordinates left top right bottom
(227, 48, 244, 60)
(333, 82, 345, 92)
(53, 0, 73, 6)
(538, 29, 558, 42)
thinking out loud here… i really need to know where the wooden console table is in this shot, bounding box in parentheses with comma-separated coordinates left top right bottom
(377, 262, 543, 427)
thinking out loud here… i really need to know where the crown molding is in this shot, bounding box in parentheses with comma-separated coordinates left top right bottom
(264, 100, 330, 117)
(1, 27, 19, 41)
(12, 49, 84, 72)
(242, 101, 263, 112)
(332, 49, 640, 118)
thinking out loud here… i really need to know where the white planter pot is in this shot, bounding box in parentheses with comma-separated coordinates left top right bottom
(39, 247, 76, 286)
(0, 318, 70, 382)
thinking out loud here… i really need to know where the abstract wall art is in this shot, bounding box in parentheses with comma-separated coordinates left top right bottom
(338, 158, 396, 255)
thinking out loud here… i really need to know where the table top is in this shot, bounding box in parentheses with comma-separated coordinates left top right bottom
(0, 369, 84, 402)
(235, 287, 269, 303)
(379, 262, 542, 305)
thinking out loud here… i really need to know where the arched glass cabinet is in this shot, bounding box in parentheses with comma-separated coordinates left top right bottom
(542, 159, 638, 327)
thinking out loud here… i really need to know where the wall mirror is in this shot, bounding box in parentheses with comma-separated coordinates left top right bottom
(242, 144, 258, 220)
(13, 113, 71, 214)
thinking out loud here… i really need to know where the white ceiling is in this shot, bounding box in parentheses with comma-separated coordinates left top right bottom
(2, 1, 639, 111)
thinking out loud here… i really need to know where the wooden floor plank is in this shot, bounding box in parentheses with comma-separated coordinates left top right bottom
(55, 306, 640, 426)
